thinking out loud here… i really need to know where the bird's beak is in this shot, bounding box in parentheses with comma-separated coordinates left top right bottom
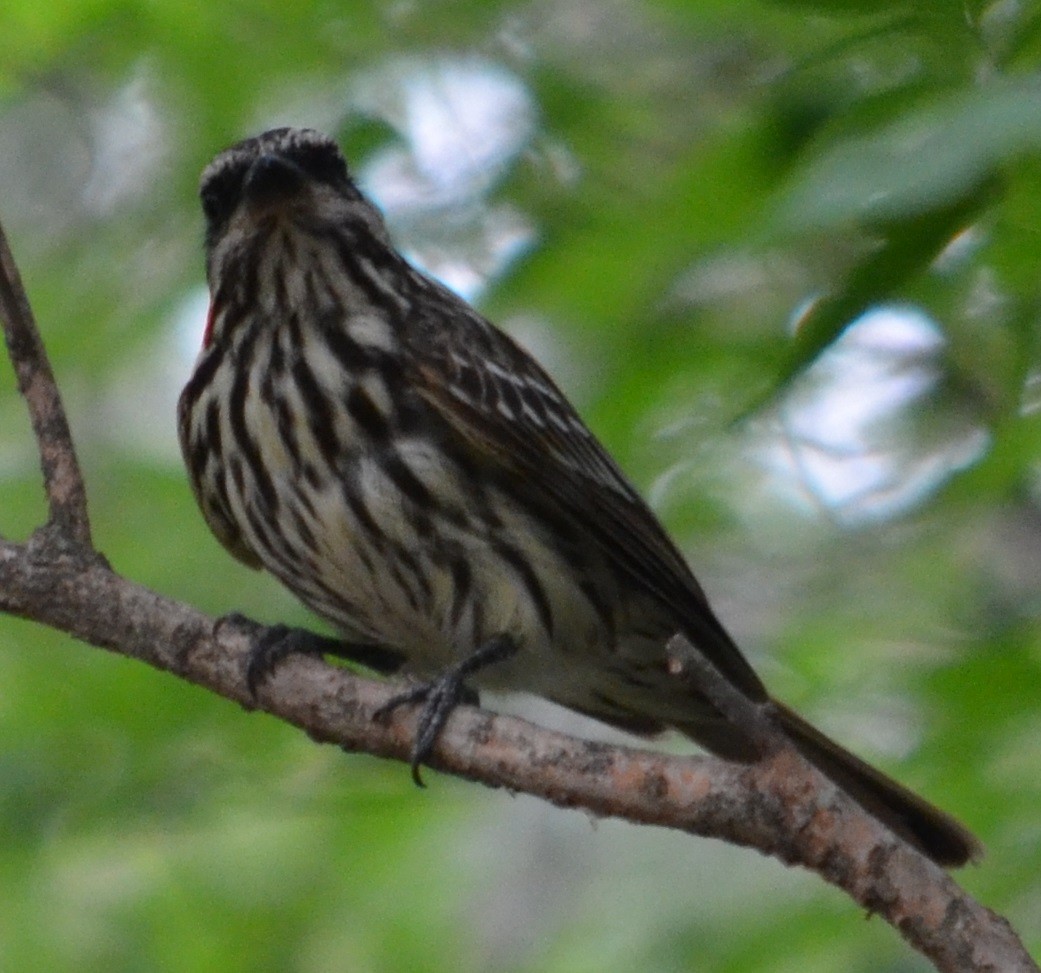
(243, 153, 307, 206)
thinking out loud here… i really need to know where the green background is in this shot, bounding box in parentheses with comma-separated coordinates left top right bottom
(2, 1, 1040, 970)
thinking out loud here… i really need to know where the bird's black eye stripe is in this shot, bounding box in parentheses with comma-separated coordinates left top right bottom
(200, 161, 250, 229)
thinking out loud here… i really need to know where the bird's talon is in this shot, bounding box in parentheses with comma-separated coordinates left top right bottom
(373, 684, 431, 723)
(372, 635, 516, 785)
(245, 624, 302, 698)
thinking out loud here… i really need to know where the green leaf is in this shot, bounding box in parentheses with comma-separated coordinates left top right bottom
(776, 75, 1041, 230)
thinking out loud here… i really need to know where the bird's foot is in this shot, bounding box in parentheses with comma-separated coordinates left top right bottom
(374, 634, 516, 786)
(216, 613, 404, 698)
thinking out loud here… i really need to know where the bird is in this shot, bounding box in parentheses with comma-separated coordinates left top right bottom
(178, 126, 979, 867)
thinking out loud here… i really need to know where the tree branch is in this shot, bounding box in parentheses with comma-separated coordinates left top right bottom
(0, 222, 92, 548)
(0, 219, 1036, 973)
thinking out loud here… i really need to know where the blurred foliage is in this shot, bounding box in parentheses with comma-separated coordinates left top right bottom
(2, 0, 1041, 970)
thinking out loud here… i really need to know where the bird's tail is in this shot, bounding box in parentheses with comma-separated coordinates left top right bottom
(766, 701, 980, 867)
(672, 698, 979, 867)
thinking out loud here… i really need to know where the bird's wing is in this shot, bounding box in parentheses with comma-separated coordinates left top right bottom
(405, 298, 766, 699)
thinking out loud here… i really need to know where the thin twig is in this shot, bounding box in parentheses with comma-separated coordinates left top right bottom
(0, 221, 92, 547)
(666, 633, 787, 757)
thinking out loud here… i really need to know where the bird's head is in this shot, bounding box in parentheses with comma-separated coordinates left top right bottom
(199, 127, 389, 282)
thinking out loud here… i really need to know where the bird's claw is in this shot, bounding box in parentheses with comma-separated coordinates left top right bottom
(374, 634, 516, 786)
